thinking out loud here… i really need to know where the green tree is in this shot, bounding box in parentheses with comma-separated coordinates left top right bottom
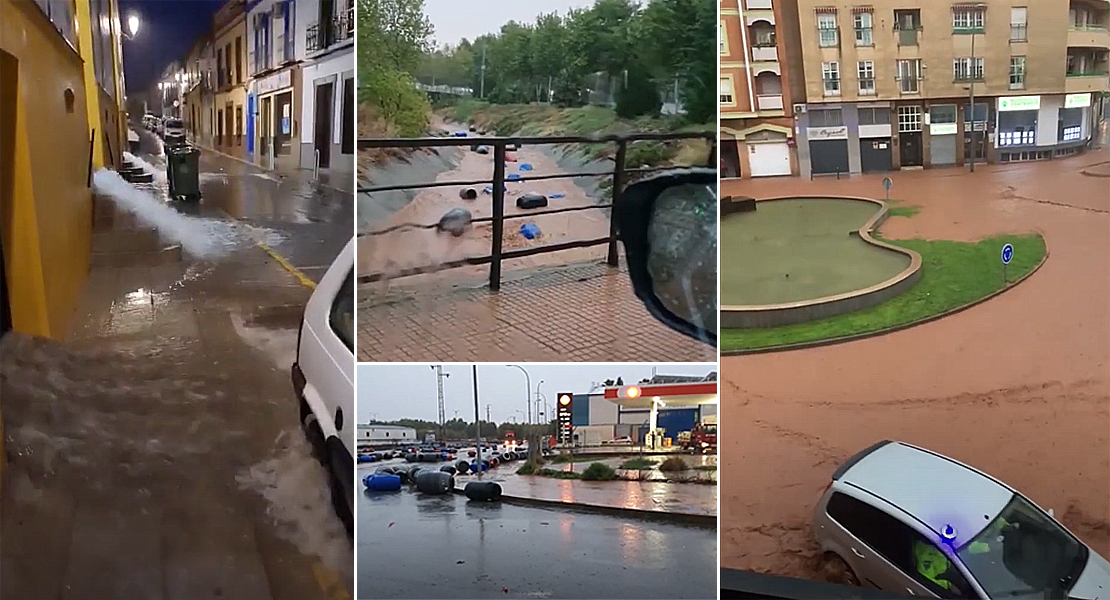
(616, 62, 661, 118)
(638, 0, 716, 122)
(357, 0, 434, 73)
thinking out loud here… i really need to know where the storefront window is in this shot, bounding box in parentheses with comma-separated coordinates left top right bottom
(931, 104, 957, 124)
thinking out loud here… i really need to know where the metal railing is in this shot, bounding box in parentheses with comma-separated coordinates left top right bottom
(356, 132, 716, 290)
(306, 8, 355, 53)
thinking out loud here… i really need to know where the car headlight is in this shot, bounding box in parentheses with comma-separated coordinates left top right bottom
(701, 442, 708, 447)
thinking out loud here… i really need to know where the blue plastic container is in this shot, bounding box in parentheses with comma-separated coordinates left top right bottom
(519, 163, 533, 171)
(506, 173, 522, 181)
(550, 193, 565, 199)
(357, 455, 373, 464)
(364, 474, 402, 491)
(520, 223, 541, 240)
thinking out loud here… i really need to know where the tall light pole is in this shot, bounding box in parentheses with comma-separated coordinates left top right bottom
(507, 365, 532, 425)
(536, 380, 545, 425)
(430, 365, 449, 441)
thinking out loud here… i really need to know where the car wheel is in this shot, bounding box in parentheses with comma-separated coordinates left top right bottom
(303, 413, 327, 463)
(818, 552, 860, 587)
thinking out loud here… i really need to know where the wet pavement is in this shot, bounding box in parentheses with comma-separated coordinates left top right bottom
(356, 262, 716, 362)
(357, 485, 716, 599)
(720, 152, 1110, 581)
(1, 126, 353, 599)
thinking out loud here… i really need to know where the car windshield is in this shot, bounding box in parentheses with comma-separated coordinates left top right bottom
(957, 494, 1087, 599)
(165, 119, 183, 127)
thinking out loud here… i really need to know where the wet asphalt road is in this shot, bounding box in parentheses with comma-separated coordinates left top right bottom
(357, 477, 717, 599)
(135, 128, 352, 282)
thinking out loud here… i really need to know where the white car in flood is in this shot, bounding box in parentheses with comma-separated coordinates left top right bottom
(292, 238, 354, 533)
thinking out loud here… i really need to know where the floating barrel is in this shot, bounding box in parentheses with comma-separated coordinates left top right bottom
(502, 453, 514, 461)
(375, 466, 395, 475)
(365, 474, 402, 492)
(404, 453, 418, 462)
(456, 460, 470, 473)
(440, 465, 457, 475)
(407, 465, 424, 480)
(464, 481, 503, 502)
(489, 457, 500, 468)
(415, 471, 454, 495)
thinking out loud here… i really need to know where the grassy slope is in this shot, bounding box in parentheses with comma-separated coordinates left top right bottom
(442, 100, 713, 168)
(721, 232, 1047, 352)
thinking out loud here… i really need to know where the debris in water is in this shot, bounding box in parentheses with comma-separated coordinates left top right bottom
(437, 208, 473, 237)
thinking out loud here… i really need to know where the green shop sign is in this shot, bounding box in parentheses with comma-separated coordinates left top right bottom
(1065, 93, 1092, 108)
(998, 95, 1041, 111)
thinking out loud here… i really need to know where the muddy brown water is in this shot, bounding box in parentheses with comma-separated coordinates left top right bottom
(720, 155, 1110, 581)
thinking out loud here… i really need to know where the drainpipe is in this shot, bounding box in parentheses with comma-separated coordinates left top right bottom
(737, 2, 758, 112)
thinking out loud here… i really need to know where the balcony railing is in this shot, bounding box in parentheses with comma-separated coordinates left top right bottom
(756, 94, 783, 110)
(897, 28, 920, 46)
(307, 7, 355, 53)
(751, 45, 778, 61)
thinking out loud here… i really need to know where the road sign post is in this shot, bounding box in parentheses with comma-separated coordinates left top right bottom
(1001, 243, 1014, 285)
(882, 177, 893, 201)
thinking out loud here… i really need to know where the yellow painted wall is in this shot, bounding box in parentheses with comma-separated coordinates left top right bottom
(0, 0, 94, 338)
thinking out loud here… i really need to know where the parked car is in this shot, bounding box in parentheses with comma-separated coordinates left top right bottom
(813, 440, 1109, 599)
(292, 238, 354, 533)
(602, 436, 634, 446)
(162, 117, 185, 146)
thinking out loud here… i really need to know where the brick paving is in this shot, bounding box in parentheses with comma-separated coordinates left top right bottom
(356, 261, 716, 362)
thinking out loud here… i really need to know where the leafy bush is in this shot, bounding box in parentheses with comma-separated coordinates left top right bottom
(619, 457, 655, 470)
(358, 69, 430, 138)
(581, 462, 618, 481)
(615, 65, 662, 119)
(658, 457, 690, 472)
(516, 457, 545, 475)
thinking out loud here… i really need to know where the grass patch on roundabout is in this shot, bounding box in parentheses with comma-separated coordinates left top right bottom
(619, 457, 656, 470)
(722, 233, 1047, 353)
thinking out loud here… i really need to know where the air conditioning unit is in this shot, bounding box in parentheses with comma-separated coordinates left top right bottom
(793, 103, 807, 114)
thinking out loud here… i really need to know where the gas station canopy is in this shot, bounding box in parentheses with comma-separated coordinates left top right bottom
(604, 382, 719, 409)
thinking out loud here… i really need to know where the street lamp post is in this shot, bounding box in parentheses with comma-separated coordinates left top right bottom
(506, 365, 532, 425)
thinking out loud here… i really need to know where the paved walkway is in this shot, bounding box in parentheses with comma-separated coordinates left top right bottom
(1, 141, 353, 599)
(356, 261, 716, 362)
(720, 152, 1109, 580)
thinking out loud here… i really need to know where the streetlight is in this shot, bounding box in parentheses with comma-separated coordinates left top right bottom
(506, 365, 532, 425)
(127, 14, 140, 38)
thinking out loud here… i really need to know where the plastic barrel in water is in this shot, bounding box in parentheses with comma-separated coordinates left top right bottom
(464, 481, 503, 502)
(440, 465, 457, 475)
(375, 466, 395, 475)
(456, 460, 470, 473)
(365, 474, 402, 492)
(502, 452, 514, 462)
(404, 453, 419, 462)
(415, 471, 454, 495)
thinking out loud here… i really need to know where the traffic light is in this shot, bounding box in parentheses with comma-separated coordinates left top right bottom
(557, 392, 573, 445)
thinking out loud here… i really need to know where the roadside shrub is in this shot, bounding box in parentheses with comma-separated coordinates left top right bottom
(615, 65, 662, 119)
(516, 457, 545, 475)
(619, 457, 655, 470)
(580, 462, 617, 481)
(358, 68, 430, 137)
(658, 457, 689, 472)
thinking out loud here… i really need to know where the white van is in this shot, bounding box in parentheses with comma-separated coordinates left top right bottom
(292, 238, 354, 532)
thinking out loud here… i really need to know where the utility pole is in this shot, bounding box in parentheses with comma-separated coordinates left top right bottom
(430, 365, 449, 441)
(968, 32, 977, 173)
(472, 365, 482, 481)
(486, 404, 491, 425)
(480, 44, 486, 99)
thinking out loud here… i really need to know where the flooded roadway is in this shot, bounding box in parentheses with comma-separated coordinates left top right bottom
(1, 127, 353, 599)
(358, 481, 716, 599)
(720, 152, 1110, 581)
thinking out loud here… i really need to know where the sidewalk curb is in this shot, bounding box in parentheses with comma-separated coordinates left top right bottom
(190, 142, 352, 194)
(450, 486, 716, 528)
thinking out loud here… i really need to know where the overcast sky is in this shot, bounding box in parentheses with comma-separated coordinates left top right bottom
(357, 363, 716, 424)
(424, 0, 597, 46)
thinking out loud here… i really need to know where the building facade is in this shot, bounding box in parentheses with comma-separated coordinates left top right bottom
(791, 0, 1109, 177)
(213, 0, 249, 156)
(247, 0, 304, 171)
(183, 36, 215, 145)
(720, 0, 806, 179)
(1, 0, 125, 338)
(297, 0, 355, 176)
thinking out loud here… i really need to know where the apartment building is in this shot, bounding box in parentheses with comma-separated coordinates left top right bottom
(298, 0, 355, 176)
(213, 0, 249, 156)
(247, 0, 303, 171)
(720, 0, 806, 178)
(791, 0, 1109, 176)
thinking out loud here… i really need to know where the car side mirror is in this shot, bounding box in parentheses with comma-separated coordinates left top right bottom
(615, 168, 717, 346)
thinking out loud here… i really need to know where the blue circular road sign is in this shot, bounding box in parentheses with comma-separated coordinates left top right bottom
(1001, 243, 1014, 265)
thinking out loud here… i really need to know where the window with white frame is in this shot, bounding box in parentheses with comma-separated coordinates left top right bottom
(1063, 125, 1082, 141)
(1010, 7, 1027, 41)
(953, 7, 985, 31)
(954, 57, 985, 81)
(858, 107, 889, 125)
(858, 61, 875, 95)
(823, 61, 841, 95)
(896, 59, 921, 93)
(720, 21, 728, 54)
(720, 77, 735, 104)
(897, 105, 923, 132)
(818, 11, 839, 46)
(1010, 56, 1026, 89)
(854, 11, 873, 45)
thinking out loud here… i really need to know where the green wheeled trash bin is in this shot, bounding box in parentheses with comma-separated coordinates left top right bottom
(166, 145, 202, 201)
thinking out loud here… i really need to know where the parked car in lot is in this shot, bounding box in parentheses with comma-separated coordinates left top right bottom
(292, 238, 354, 533)
(813, 440, 1109, 599)
(601, 436, 634, 446)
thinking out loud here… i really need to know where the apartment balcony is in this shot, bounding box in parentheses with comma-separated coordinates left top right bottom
(756, 94, 784, 111)
(1066, 70, 1110, 92)
(306, 6, 355, 54)
(751, 45, 778, 61)
(746, 0, 773, 8)
(745, 10, 775, 26)
(1068, 25, 1110, 49)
